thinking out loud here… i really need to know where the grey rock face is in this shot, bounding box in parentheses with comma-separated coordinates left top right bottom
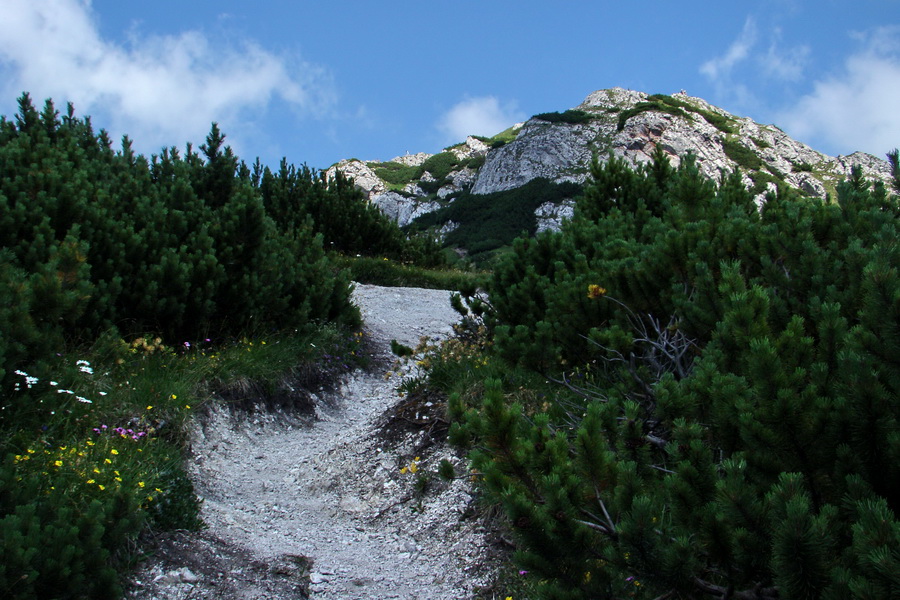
(471, 119, 599, 194)
(389, 152, 432, 167)
(325, 159, 386, 199)
(370, 192, 440, 228)
(450, 136, 491, 160)
(535, 200, 576, 234)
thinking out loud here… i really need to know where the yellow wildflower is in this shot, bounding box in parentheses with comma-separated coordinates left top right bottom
(587, 284, 607, 299)
(110, 449, 119, 455)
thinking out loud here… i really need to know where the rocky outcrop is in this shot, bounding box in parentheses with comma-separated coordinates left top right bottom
(450, 136, 491, 161)
(325, 159, 387, 198)
(535, 200, 576, 234)
(390, 152, 432, 167)
(470, 119, 600, 195)
(370, 192, 441, 228)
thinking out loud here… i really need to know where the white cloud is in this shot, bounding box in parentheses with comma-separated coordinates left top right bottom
(437, 96, 524, 143)
(763, 28, 809, 81)
(0, 0, 335, 156)
(700, 17, 758, 82)
(700, 17, 811, 111)
(778, 26, 900, 157)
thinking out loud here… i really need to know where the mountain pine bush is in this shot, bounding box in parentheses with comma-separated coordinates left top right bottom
(450, 147, 900, 599)
(0, 93, 435, 386)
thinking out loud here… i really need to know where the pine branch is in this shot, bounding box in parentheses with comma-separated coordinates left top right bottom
(573, 518, 613, 536)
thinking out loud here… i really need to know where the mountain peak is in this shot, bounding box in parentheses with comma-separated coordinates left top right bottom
(328, 88, 893, 254)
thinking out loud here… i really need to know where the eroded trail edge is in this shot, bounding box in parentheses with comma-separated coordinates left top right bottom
(128, 283, 497, 600)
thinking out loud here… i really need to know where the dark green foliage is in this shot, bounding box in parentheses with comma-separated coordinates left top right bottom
(390, 339, 414, 357)
(256, 160, 443, 266)
(749, 169, 792, 197)
(0, 456, 142, 599)
(0, 94, 370, 389)
(449, 150, 900, 598)
(887, 148, 900, 194)
(370, 160, 421, 186)
(792, 161, 814, 172)
(533, 110, 594, 125)
(421, 151, 460, 181)
(722, 137, 764, 170)
(409, 178, 582, 263)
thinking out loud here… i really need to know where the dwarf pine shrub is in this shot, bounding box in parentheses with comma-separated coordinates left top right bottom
(447, 148, 900, 599)
(0, 94, 369, 386)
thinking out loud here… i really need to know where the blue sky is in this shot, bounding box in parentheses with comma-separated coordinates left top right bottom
(1, 1, 898, 171)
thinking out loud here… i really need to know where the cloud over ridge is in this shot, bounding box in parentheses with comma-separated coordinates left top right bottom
(778, 26, 900, 158)
(437, 96, 524, 144)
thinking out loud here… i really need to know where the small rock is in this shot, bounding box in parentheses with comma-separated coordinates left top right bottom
(309, 572, 329, 584)
(154, 566, 200, 585)
(180, 568, 200, 584)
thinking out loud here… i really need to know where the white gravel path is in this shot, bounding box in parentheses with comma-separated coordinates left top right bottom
(127, 283, 497, 599)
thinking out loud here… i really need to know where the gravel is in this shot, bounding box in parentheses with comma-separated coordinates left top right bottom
(126, 283, 500, 600)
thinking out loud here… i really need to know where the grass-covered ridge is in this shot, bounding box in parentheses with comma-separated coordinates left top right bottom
(368, 152, 485, 192)
(474, 124, 521, 149)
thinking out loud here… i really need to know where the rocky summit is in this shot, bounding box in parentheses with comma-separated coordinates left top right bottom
(327, 87, 894, 233)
